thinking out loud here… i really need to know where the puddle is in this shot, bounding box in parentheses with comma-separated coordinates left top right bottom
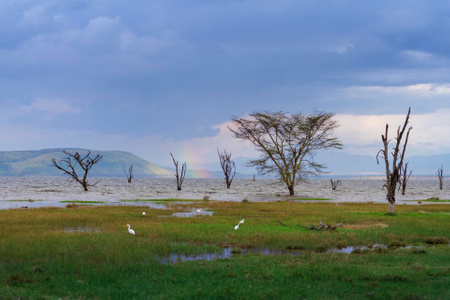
(63, 227, 100, 233)
(159, 244, 431, 264)
(172, 209, 214, 217)
(158, 247, 302, 264)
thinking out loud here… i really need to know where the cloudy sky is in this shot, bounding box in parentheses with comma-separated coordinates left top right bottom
(1, 0, 450, 166)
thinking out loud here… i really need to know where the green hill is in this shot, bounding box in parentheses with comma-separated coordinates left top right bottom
(0, 148, 172, 177)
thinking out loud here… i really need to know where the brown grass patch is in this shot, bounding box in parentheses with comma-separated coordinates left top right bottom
(345, 223, 389, 229)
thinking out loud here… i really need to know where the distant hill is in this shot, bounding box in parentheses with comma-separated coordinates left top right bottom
(0, 148, 448, 178)
(0, 148, 172, 177)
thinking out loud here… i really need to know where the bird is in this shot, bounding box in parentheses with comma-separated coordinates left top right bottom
(196, 209, 202, 214)
(126, 224, 135, 235)
(142, 212, 146, 215)
(235, 219, 244, 230)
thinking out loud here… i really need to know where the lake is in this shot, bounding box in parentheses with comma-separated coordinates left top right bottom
(0, 176, 448, 209)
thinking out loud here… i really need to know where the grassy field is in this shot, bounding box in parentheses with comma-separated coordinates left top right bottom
(0, 201, 449, 299)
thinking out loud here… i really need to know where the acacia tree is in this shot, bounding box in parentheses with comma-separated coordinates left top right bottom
(229, 111, 342, 195)
(217, 148, 236, 188)
(377, 108, 412, 214)
(51, 150, 103, 191)
(171, 153, 186, 191)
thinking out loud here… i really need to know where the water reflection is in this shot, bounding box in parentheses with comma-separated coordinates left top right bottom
(172, 209, 214, 217)
(158, 247, 302, 264)
(63, 227, 100, 233)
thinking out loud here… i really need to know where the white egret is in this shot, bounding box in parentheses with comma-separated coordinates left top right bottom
(239, 219, 244, 225)
(234, 224, 239, 230)
(126, 224, 135, 235)
(142, 212, 146, 215)
(196, 209, 202, 214)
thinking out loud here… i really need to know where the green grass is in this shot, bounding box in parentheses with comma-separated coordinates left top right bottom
(0, 202, 449, 299)
(405, 197, 450, 203)
(7, 199, 44, 202)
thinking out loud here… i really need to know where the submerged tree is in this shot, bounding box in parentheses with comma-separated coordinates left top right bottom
(377, 108, 412, 214)
(398, 162, 412, 195)
(230, 111, 342, 195)
(437, 165, 444, 190)
(171, 153, 186, 191)
(51, 150, 103, 191)
(330, 179, 342, 191)
(124, 164, 133, 183)
(217, 148, 236, 188)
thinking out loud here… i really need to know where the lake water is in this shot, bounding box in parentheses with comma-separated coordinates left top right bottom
(0, 176, 449, 209)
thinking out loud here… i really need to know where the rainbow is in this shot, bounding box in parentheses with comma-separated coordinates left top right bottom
(174, 151, 213, 179)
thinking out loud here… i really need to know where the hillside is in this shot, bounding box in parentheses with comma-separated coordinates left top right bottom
(0, 149, 172, 177)
(0, 148, 448, 178)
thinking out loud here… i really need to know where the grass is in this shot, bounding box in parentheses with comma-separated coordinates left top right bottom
(0, 201, 449, 299)
(7, 199, 44, 202)
(405, 197, 450, 203)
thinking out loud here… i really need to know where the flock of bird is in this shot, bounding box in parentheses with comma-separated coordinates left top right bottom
(126, 211, 244, 235)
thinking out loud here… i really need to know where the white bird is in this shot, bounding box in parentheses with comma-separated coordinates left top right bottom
(126, 224, 135, 235)
(234, 224, 239, 230)
(142, 212, 146, 215)
(238, 219, 244, 225)
(196, 209, 202, 214)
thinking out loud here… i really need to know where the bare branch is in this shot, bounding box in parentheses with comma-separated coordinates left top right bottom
(51, 150, 103, 191)
(218, 148, 236, 188)
(171, 153, 187, 190)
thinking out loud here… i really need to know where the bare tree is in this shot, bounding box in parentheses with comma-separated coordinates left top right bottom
(124, 164, 133, 183)
(217, 148, 236, 188)
(330, 179, 341, 191)
(437, 165, 444, 190)
(171, 153, 186, 191)
(230, 111, 342, 195)
(398, 162, 412, 195)
(51, 150, 103, 191)
(377, 108, 412, 214)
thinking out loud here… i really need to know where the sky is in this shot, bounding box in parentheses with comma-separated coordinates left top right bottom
(1, 0, 450, 167)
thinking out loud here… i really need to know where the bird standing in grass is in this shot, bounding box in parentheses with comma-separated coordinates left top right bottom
(126, 224, 135, 235)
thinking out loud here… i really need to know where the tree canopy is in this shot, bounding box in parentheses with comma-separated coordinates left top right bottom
(230, 111, 342, 195)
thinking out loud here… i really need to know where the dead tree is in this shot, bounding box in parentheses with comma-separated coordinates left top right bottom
(124, 164, 133, 183)
(437, 165, 444, 190)
(330, 179, 341, 190)
(297, 219, 342, 231)
(398, 162, 412, 195)
(217, 148, 236, 188)
(171, 153, 186, 191)
(51, 150, 103, 191)
(376, 108, 412, 214)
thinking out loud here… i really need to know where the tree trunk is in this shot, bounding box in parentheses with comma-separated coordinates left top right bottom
(288, 185, 295, 195)
(388, 201, 395, 214)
